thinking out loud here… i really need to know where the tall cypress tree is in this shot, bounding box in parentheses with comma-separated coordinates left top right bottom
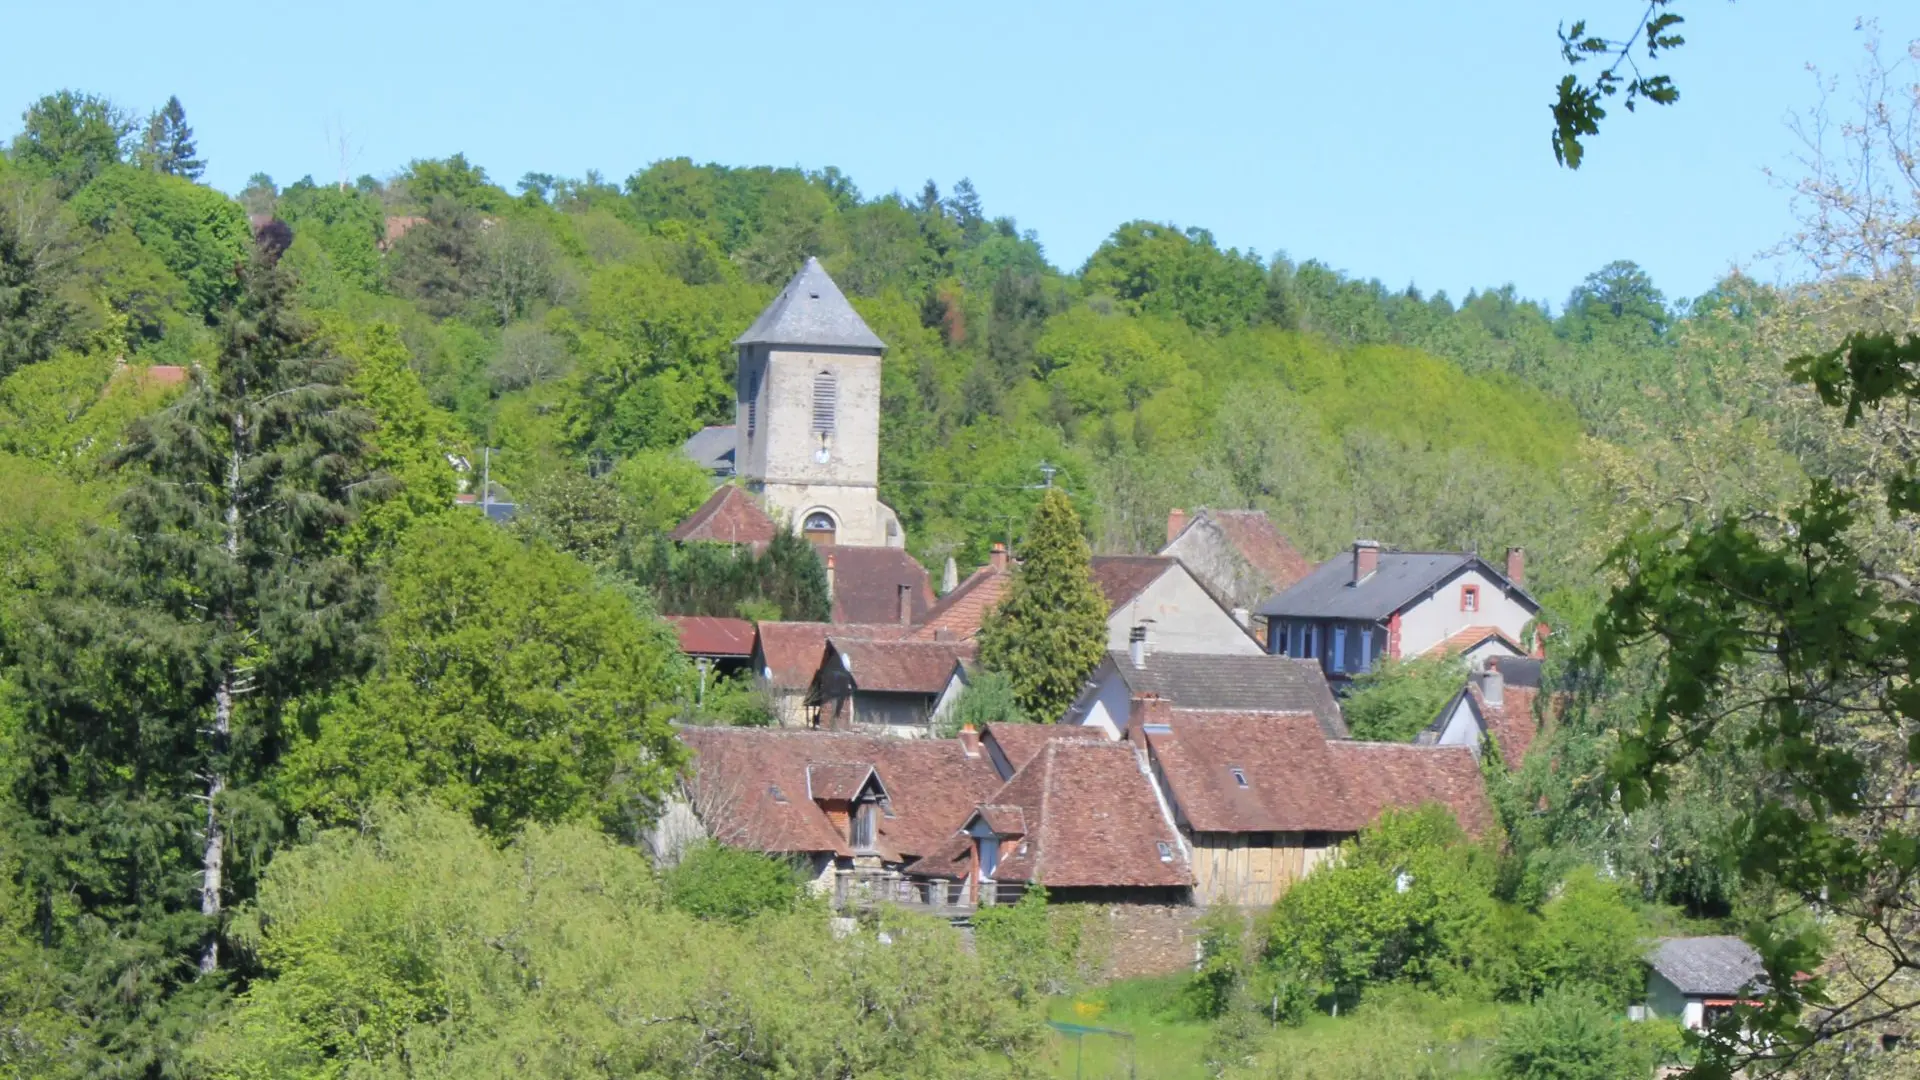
(2, 233, 376, 1067)
(977, 489, 1109, 721)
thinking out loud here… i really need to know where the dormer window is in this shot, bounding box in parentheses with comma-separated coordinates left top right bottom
(1461, 584, 1480, 613)
(1157, 841, 1173, 862)
(768, 784, 787, 803)
(1230, 767, 1248, 789)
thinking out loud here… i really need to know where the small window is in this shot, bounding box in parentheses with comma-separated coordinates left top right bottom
(768, 784, 787, 803)
(1230, 767, 1248, 789)
(1156, 841, 1173, 862)
(852, 802, 876, 851)
(811, 370, 837, 434)
(1461, 584, 1480, 612)
(803, 511, 836, 545)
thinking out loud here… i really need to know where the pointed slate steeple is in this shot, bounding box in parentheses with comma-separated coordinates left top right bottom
(734, 257, 886, 350)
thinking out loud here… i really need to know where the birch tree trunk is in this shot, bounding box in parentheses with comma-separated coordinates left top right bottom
(200, 413, 243, 976)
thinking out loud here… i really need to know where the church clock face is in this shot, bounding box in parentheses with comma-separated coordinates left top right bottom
(814, 446, 832, 464)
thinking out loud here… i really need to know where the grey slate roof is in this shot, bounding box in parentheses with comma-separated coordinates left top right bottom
(1647, 937, 1767, 997)
(681, 424, 737, 476)
(1254, 551, 1538, 621)
(1095, 651, 1348, 738)
(1493, 656, 1542, 689)
(733, 257, 886, 350)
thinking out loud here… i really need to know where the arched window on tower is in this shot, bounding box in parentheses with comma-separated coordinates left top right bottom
(803, 511, 837, 545)
(811, 370, 837, 435)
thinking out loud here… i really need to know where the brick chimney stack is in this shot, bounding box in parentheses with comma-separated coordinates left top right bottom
(1127, 693, 1173, 742)
(1166, 508, 1188, 545)
(1505, 546, 1526, 587)
(825, 552, 836, 601)
(958, 724, 981, 757)
(989, 542, 1008, 573)
(1352, 539, 1380, 584)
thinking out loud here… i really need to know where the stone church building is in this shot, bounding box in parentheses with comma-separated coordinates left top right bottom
(689, 257, 906, 548)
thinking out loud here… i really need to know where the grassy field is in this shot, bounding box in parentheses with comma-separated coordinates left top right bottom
(1045, 979, 1507, 1080)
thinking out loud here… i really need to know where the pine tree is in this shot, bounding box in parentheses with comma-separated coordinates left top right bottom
(977, 489, 1109, 721)
(2, 233, 377, 1068)
(137, 95, 204, 180)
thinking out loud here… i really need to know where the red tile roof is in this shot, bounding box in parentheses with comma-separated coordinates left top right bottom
(663, 615, 756, 658)
(1202, 510, 1314, 593)
(1424, 625, 1526, 658)
(1146, 710, 1491, 836)
(915, 737, 1188, 888)
(753, 621, 913, 690)
(912, 565, 1011, 641)
(1471, 683, 1542, 770)
(979, 722, 1085, 777)
(825, 638, 975, 694)
(679, 727, 1002, 863)
(824, 545, 935, 625)
(1088, 556, 1175, 613)
(670, 485, 779, 546)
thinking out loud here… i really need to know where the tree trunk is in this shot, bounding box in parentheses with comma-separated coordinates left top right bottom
(201, 424, 244, 975)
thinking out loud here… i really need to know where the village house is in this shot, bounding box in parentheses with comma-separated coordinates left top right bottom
(1256, 541, 1540, 684)
(909, 735, 1190, 907)
(1131, 698, 1493, 907)
(750, 621, 915, 727)
(811, 637, 975, 736)
(669, 484, 777, 548)
(672, 727, 1002, 892)
(915, 549, 1260, 657)
(1642, 936, 1767, 1032)
(1419, 656, 1546, 768)
(662, 615, 756, 704)
(1063, 647, 1346, 738)
(1159, 508, 1313, 619)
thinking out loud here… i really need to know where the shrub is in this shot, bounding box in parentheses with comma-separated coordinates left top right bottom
(1524, 869, 1649, 1008)
(1490, 989, 1645, 1080)
(661, 841, 802, 922)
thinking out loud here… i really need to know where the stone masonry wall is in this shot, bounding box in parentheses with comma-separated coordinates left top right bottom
(1097, 903, 1204, 981)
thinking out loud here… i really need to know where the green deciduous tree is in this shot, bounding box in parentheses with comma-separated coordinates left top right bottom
(661, 841, 803, 922)
(0, 164, 79, 374)
(1342, 656, 1467, 743)
(9, 90, 131, 196)
(1490, 989, 1645, 1080)
(278, 511, 689, 840)
(67, 165, 251, 319)
(978, 488, 1109, 722)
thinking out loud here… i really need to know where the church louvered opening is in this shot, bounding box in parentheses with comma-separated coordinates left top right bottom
(745, 365, 760, 439)
(811, 370, 837, 434)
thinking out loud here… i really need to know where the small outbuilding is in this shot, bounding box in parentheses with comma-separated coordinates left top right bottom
(1644, 936, 1767, 1031)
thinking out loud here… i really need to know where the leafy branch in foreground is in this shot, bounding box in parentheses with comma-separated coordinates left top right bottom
(1552, 1, 1688, 168)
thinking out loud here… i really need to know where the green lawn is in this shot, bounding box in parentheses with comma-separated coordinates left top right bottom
(1046, 979, 1507, 1080)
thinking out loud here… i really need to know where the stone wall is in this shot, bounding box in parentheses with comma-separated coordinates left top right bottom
(1096, 902, 1204, 981)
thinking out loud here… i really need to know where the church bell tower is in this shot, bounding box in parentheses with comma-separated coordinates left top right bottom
(733, 258, 903, 548)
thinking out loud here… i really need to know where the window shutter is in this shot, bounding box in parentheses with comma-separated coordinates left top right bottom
(812, 371, 837, 434)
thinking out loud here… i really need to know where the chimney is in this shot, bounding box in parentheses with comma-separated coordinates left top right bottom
(989, 542, 1008, 573)
(1128, 693, 1172, 742)
(825, 552, 836, 601)
(1479, 661, 1505, 710)
(958, 724, 981, 758)
(1166, 508, 1188, 545)
(897, 584, 913, 625)
(1128, 624, 1149, 670)
(1352, 539, 1380, 584)
(1505, 546, 1526, 587)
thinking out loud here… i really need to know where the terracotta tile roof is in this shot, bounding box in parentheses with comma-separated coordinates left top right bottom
(825, 638, 975, 694)
(1477, 657, 1547, 768)
(1424, 625, 1526, 658)
(1203, 510, 1314, 592)
(1328, 741, 1493, 836)
(670, 485, 779, 546)
(806, 762, 879, 801)
(1088, 555, 1174, 613)
(912, 565, 1011, 641)
(914, 738, 1189, 889)
(679, 727, 1002, 863)
(823, 545, 935, 625)
(1146, 710, 1491, 836)
(753, 622, 913, 690)
(974, 804, 1027, 835)
(663, 615, 756, 658)
(979, 722, 1085, 777)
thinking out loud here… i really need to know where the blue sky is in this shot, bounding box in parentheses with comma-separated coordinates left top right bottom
(2, 2, 1907, 307)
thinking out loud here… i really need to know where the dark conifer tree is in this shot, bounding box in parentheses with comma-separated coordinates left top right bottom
(139, 95, 204, 180)
(2, 231, 378, 1070)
